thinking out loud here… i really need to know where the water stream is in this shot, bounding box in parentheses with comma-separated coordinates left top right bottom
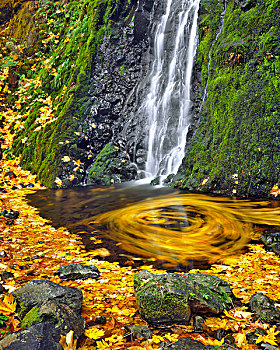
(142, 0, 200, 180)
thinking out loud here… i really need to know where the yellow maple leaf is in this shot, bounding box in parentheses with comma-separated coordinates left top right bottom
(256, 326, 279, 346)
(59, 330, 77, 350)
(0, 294, 17, 316)
(234, 332, 247, 347)
(84, 328, 105, 340)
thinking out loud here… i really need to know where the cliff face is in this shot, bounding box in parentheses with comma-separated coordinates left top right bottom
(2, 0, 280, 197)
(179, 0, 280, 198)
(6, 0, 155, 187)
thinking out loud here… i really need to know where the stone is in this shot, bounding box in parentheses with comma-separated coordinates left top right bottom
(54, 263, 100, 280)
(0, 251, 7, 259)
(193, 316, 205, 333)
(21, 300, 85, 339)
(0, 322, 62, 350)
(261, 233, 280, 256)
(159, 336, 229, 349)
(249, 293, 280, 324)
(124, 324, 153, 341)
(0, 209, 19, 220)
(134, 271, 233, 325)
(12, 280, 83, 317)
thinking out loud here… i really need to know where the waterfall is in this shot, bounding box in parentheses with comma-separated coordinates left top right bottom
(142, 0, 200, 181)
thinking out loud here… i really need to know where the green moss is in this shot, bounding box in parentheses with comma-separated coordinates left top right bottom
(179, 0, 280, 198)
(21, 306, 40, 330)
(9, 0, 134, 187)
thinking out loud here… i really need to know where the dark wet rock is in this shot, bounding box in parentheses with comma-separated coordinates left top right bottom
(12, 280, 83, 318)
(150, 177, 160, 186)
(134, 271, 234, 325)
(87, 143, 137, 185)
(0, 251, 7, 259)
(194, 315, 205, 333)
(260, 344, 280, 350)
(21, 300, 85, 339)
(249, 293, 280, 324)
(0, 322, 62, 350)
(94, 315, 107, 325)
(159, 336, 230, 349)
(124, 324, 153, 341)
(1, 271, 13, 280)
(0, 284, 3, 294)
(21, 183, 35, 188)
(4, 171, 17, 179)
(0, 209, 19, 220)
(54, 263, 100, 280)
(261, 233, 280, 256)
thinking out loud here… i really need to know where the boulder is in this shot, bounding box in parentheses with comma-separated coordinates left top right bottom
(12, 280, 83, 317)
(160, 336, 231, 349)
(0, 322, 62, 350)
(134, 271, 234, 325)
(261, 234, 280, 256)
(249, 293, 280, 324)
(54, 263, 100, 280)
(21, 300, 85, 339)
(124, 324, 153, 341)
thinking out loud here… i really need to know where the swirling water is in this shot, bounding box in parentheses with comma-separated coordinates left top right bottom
(28, 185, 280, 269)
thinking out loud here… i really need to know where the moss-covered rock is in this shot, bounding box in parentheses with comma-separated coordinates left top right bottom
(133, 271, 234, 325)
(87, 143, 137, 185)
(178, 0, 280, 198)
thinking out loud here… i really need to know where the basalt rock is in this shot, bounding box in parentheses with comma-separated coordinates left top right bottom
(54, 263, 100, 280)
(249, 293, 280, 324)
(134, 271, 234, 325)
(21, 300, 85, 339)
(0, 322, 62, 350)
(12, 280, 83, 318)
(261, 234, 280, 256)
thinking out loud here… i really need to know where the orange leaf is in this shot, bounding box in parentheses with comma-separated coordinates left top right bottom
(0, 294, 17, 316)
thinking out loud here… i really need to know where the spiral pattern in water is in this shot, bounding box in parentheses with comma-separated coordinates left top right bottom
(93, 194, 280, 265)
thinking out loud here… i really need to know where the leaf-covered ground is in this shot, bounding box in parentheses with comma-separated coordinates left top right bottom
(0, 98, 280, 349)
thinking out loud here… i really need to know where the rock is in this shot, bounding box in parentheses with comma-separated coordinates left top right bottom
(261, 233, 280, 256)
(0, 251, 7, 259)
(194, 316, 205, 333)
(249, 293, 280, 324)
(21, 300, 85, 339)
(54, 263, 100, 280)
(0, 322, 62, 350)
(124, 324, 153, 341)
(134, 271, 234, 325)
(94, 315, 107, 325)
(4, 171, 17, 179)
(1, 271, 13, 280)
(12, 280, 83, 317)
(0, 209, 19, 221)
(159, 336, 230, 349)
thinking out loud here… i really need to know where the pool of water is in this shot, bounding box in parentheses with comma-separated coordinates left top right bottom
(27, 184, 280, 271)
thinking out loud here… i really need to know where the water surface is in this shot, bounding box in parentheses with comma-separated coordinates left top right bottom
(28, 184, 280, 270)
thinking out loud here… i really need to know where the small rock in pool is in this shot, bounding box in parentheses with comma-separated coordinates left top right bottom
(54, 263, 100, 280)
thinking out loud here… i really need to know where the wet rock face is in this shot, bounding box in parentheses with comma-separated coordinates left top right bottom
(79, 1, 155, 178)
(133, 271, 234, 325)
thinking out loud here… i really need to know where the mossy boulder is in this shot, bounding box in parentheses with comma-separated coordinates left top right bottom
(134, 271, 234, 325)
(87, 143, 137, 185)
(12, 280, 83, 318)
(249, 292, 280, 324)
(21, 300, 85, 339)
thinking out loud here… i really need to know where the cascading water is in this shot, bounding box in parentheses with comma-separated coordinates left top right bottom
(142, 0, 200, 180)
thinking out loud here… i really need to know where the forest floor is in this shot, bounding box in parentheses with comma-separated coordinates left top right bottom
(1, 106, 280, 350)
